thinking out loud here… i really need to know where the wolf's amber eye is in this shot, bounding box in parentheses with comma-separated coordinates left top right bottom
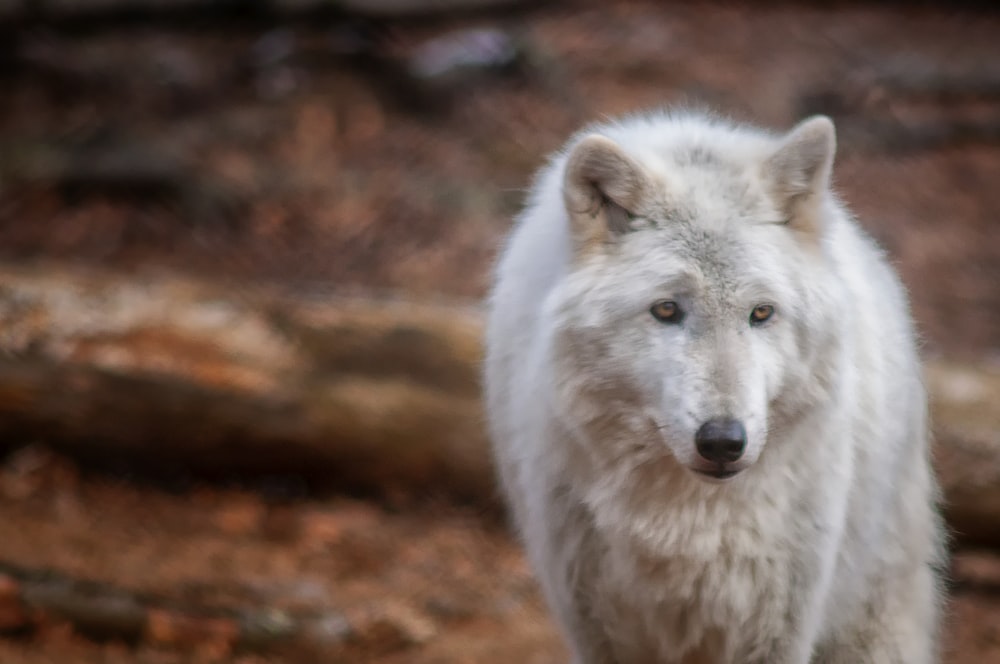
(750, 304, 775, 325)
(650, 300, 683, 323)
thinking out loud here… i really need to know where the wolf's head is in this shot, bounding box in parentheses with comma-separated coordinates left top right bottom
(545, 113, 846, 483)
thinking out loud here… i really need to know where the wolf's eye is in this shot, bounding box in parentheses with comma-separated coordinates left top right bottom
(750, 304, 775, 325)
(650, 300, 683, 324)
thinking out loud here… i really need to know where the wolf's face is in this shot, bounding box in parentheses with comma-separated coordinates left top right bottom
(547, 116, 841, 482)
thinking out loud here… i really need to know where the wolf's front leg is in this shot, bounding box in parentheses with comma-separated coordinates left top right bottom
(811, 563, 941, 664)
(752, 551, 833, 664)
(551, 563, 617, 664)
(754, 637, 815, 664)
(534, 491, 619, 664)
(545, 561, 618, 664)
(753, 619, 819, 664)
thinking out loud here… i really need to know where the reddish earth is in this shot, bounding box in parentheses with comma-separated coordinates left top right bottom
(0, 448, 998, 663)
(0, 1, 998, 662)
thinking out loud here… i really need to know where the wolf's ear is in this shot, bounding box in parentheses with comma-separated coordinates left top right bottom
(563, 134, 652, 249)
(762, 116, 835, 232)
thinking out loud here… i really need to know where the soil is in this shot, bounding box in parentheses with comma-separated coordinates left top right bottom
(0, 1, 998, 662)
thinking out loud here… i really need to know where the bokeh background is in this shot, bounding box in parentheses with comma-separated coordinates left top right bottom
(0, 1, 998, 662)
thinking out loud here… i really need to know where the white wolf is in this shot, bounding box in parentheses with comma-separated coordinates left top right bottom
(484, 111, 945, 663)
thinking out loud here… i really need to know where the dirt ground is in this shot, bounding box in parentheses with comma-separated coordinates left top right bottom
(0, 1, 999, 662)
(0, 448, 999, 664)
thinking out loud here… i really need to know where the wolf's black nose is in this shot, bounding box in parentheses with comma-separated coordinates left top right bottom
(695, 418, 747, 464)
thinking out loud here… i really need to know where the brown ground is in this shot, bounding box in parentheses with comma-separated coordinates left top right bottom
(0, 1, 998, 662)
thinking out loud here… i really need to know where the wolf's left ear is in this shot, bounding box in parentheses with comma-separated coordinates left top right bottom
(762, 115, 836, 233)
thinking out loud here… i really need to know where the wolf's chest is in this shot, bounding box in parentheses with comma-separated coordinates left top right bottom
(594, 542, 791, 663)
(583, 488, 799, 662)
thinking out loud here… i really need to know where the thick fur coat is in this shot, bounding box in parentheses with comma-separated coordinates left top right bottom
(484, 111, 945, 663)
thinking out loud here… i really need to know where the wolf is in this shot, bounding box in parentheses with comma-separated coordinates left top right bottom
(483, 111, 945, 663)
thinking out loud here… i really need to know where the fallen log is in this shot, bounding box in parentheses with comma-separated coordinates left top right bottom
(928, 360, 1000, 548)
(0, 265, 996, 544)
(0, 265, 493, 504)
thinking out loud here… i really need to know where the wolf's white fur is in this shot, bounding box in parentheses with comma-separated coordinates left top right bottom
(484, 111, 944, 663)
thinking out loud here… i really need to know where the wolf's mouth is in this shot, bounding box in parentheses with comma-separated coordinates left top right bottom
(694, 468, 741, 480)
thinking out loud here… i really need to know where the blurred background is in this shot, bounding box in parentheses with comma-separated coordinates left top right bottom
(0, 1, 997, 662)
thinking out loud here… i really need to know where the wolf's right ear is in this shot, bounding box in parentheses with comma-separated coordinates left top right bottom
(563, 134, 651, 250)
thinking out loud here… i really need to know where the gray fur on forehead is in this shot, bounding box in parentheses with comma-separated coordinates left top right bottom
(605, 138, 777, 226)
(675, 144, 721, 167)
(624, 222, 760, 292)
(636, 168, 776, 233)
